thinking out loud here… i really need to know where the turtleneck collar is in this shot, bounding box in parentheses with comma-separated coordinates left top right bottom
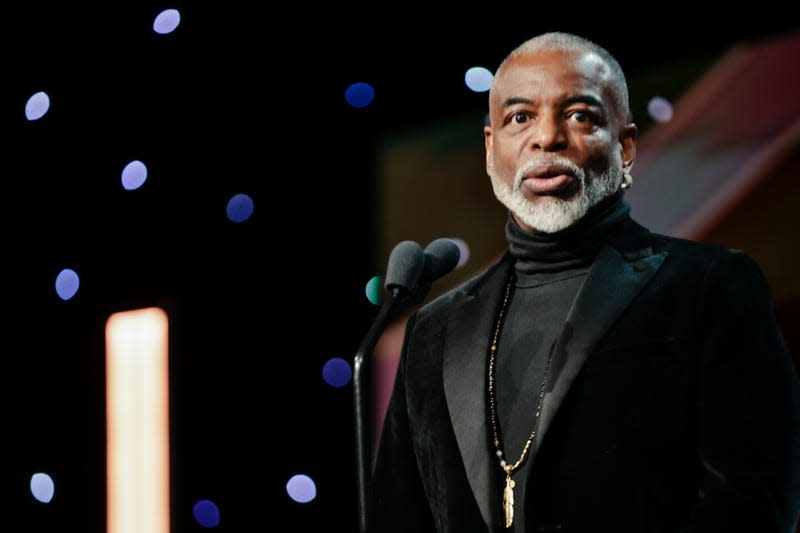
(506, 191, 631, 275)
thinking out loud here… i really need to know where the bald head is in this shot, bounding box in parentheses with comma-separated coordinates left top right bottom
(490, 32, 630, 126)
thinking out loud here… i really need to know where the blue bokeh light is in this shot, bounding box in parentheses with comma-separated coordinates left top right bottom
(226, 193, 255, 223)
(192, 499, 221, 528)
(345, 82, 375, 108)
(322, 357, 352, 388)
(55, 268, 80, 301)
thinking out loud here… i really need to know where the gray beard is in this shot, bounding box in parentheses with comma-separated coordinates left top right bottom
(489, 157, 623, 233)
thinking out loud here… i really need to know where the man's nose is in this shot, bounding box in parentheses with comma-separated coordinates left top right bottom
(530, 114, 567, 151)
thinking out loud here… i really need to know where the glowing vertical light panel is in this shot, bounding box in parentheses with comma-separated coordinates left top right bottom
(106, 307, 170, 533)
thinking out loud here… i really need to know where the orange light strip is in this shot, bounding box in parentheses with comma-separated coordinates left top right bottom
(106, 307, 170, 533)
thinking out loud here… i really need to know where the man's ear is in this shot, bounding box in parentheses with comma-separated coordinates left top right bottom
(620, 123, 637, 171)
(484, 124, 494, 175)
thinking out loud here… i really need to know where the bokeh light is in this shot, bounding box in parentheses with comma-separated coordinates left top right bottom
(55, 268, 80, 301)
(192, 499, 220, 528)
(365, 275, 383, 305)
(226, 193, 255, 223)
(30, 472, 55, 504)
(153, 9, 181, 34)
(121, 160, 148, 191)
(449, 238, 470, 268)
(25, 91, 50, 121)
(286, 474, 317, 503)
(647, 96, 674, 123)
(345, 82, 375, 108)
(464, 66, 493, 93)
(322, 357, 352, 388)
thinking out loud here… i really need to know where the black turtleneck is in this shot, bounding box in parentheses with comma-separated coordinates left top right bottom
(494, 192, 631, 532)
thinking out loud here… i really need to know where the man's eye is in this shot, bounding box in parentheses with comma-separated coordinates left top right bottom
(513, 112, 529, 124)
(568, 110, 599, 124)
(572, 111, 590, 122)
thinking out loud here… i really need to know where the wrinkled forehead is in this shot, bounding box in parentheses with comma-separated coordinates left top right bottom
(491, 49, 617, 112)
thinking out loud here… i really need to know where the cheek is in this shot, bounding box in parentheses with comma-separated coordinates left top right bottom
(490, 143, 519, 178)
(486, 147, 508, 181)
(579, 134, 618, 171)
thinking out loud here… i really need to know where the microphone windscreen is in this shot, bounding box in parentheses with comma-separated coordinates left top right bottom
(384, 240, 425, 295)
(422, 238, 461, 281)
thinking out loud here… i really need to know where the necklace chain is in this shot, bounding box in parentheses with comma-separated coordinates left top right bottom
(488, 272, 553, 527)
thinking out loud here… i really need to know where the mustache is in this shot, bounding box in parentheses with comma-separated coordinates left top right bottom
(514, 155, 585, 189)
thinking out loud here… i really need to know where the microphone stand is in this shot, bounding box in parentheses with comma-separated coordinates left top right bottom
(353, 288, 405, 533)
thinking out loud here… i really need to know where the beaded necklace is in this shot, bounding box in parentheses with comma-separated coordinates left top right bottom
(487, 273, 554, 528)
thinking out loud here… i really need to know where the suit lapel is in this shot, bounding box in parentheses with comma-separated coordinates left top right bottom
(443, 258, 511, 529)
(530, 241, 668, 465)
(441, 218, 668, 527)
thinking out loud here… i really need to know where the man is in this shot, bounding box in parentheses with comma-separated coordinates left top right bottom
(366, 32, 800, 532)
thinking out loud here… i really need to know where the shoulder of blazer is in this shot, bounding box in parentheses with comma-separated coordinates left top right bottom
(413, 252, 513, 320)
(606, 215, 746, 268)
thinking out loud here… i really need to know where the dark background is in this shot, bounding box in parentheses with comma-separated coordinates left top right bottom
(3, 3, 798, 532)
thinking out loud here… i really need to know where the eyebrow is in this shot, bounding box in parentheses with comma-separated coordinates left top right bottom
(500, 96, 534, 110)
(500, 94, 604, 110)
(563, 95, 604, 109)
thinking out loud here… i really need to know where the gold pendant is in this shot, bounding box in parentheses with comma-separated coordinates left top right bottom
(503, 472, 515, 527)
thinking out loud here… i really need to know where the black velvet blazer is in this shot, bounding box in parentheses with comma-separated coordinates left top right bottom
(367, 216, 800, 532)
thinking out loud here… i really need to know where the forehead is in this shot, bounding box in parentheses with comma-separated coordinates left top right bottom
(492, 48, 613, 107)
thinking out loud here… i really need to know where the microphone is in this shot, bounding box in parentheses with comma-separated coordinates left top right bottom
(421, 237, 461, 282)
(354, 238, 423, 533)
(383, 240, 425, 300)
(407, 237, 462, 305)
(352, 237, 460, 533)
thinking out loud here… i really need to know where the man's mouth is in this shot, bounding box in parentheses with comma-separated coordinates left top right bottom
(520, 169, 575, 194)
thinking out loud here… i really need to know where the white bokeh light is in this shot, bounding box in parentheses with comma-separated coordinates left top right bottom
(121, 160, 148, 190)
(286, 474, 317, 503)
(153, 9, 181, 34)
(30, 472, 55, 503)
(647, 96, 674, 123)
(464, 66, 493, 93)
(25, 91, 51, 121)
